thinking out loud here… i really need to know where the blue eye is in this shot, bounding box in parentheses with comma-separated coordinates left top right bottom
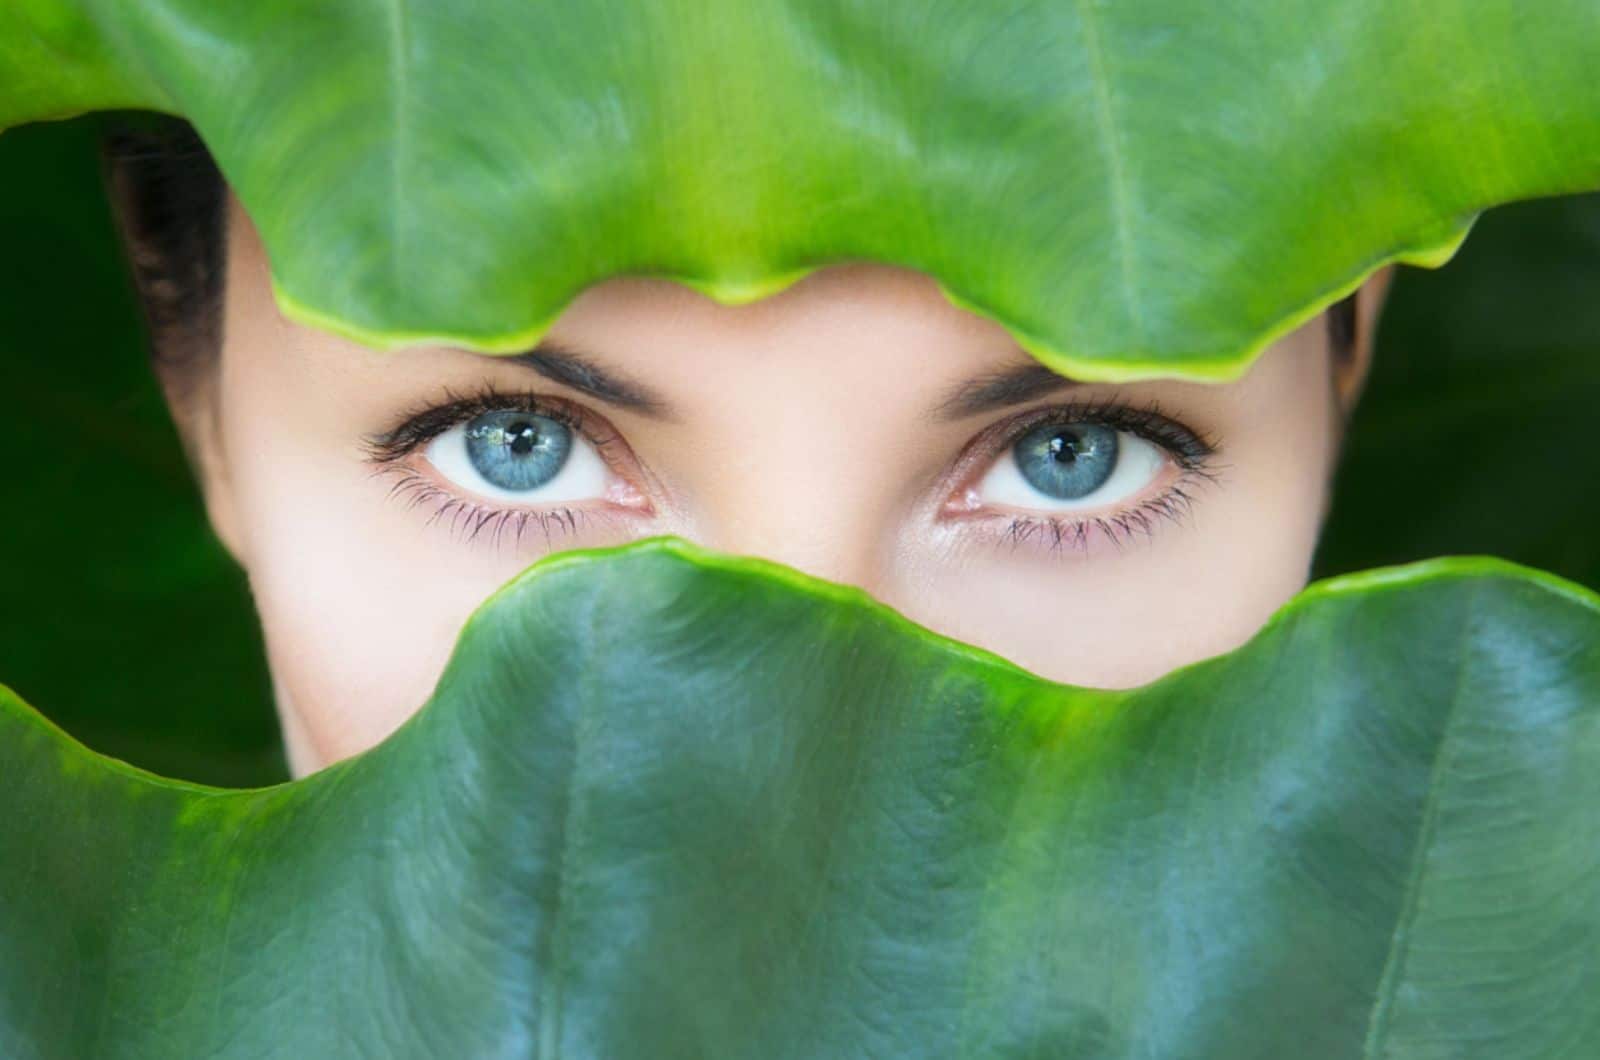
(425, 408, 610, 503)
(976, 420, 1165, 512)
(464, 411, 571, 491)
(1012, 423, 1118, 500)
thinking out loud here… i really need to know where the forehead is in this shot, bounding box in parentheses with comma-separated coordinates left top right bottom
(225, 190, 1322, 423)
(228, 191, 1046, 402)
(541, 260, 1033, 400)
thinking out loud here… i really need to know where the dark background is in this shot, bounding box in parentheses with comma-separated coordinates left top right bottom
(0, 118, 282, 785)
(3, 115, 1596, 787)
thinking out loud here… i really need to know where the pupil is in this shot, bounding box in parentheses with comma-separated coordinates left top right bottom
(507, 422, 538, 456)
(1047, 431, 1080, 464)
(1012, 421, 1118, 500)
(463, 410, 573, 492)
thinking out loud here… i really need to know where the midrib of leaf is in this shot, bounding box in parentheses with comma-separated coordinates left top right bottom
(383, 0, 410, 294)
(538, 585, 606, 1059)
(1360, 585, 1480, 1057)
(1072, 0, 1144, 344)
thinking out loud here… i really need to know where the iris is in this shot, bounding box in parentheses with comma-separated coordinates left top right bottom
(1012, 423, 1118, 500)
(463, 411, 572, 492)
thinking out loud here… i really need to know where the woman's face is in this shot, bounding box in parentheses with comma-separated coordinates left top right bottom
(196, 195, 1387, 777)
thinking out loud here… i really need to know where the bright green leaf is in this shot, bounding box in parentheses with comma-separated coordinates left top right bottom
(4, 539, 1597, 1057)
(3, 2, 1599, 379)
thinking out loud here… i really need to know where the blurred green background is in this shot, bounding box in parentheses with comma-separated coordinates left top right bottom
(0, 117, 284, 785)
(1316, 194, 1600, 588)
(2, 115, 1595, 786)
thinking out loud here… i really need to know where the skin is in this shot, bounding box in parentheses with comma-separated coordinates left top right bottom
(174, 193, 1390, 778)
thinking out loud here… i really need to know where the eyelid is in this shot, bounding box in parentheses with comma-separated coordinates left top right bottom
(944, 394, 1219, 496)
(994, 395, 1218, 467)
(361, 384, 620, 467)
(936, 395, 1224, 556)
(361, 383, 658, 523)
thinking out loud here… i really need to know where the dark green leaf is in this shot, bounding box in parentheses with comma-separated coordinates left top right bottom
(4, 539, 1597, 1057)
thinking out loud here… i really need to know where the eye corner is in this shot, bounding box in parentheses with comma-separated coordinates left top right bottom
(359, 433, 402, 467)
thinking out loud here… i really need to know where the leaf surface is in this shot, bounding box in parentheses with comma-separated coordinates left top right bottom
(3, 539, 1597, 1058)
(2, 1, 1598, 378)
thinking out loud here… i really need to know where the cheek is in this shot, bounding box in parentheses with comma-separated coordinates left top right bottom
(248, 528, 474, 771)
(222, 405, 534, 772)
(214, 266, 552, 772)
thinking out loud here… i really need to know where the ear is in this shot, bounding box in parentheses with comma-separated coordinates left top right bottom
(1332, 264, 1395, 416)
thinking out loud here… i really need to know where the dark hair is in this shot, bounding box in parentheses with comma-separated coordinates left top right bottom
(100, 116, 1359, 380)
(99, 116, 227, 398)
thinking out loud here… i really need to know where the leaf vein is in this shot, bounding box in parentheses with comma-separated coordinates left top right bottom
(383, 0, 410, 291)
(1361, 583, 1481, 1057)
(1073, 0, 1143, 342)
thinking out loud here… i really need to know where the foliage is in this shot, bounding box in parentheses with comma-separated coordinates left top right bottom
(3, 539, 1598, 1058)
(3, 5, 1600, 1054)
(4, 1, 1600, 379)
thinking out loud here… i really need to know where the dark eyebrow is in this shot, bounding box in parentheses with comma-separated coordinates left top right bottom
(934, 359, 1084, 420)
(507, 340, 671, 418)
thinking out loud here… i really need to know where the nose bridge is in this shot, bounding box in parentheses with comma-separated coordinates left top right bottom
(687, 391, 898, 592)
(660, 269, 966, 591)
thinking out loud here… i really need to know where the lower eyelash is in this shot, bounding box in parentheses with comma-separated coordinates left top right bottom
(378, 468, 599, 550)
(991, 470, 1220, 556)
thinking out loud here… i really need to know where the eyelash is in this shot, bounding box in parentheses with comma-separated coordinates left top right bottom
(362, 384, 1223, 554)
(948, 395, 1224, 556)
(363, 383, 622, 461)
(361, 383, 635, 549)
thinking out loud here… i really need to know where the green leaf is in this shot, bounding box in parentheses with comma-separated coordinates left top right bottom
(4, 2, 1600, 380)
(4, 538, 1597, 1057)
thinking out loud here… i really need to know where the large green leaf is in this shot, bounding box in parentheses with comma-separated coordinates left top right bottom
(4, 538, 1597, 1057)
(3, 2, 1599, 380)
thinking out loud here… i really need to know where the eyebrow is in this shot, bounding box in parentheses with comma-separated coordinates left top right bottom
(507, 340, 672, 418)
(934, 359, 1084, 420)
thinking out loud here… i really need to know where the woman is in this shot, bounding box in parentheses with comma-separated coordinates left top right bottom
(105, 120, 1391, 778)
